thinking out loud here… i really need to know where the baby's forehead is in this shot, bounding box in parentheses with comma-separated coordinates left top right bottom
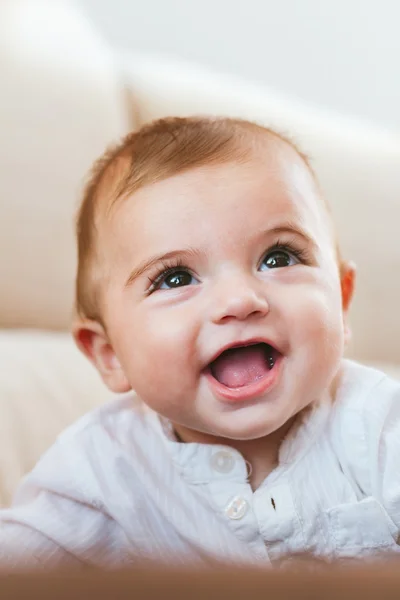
(237, 139, 332, 233)
(108, 151, 329, 242)
(100, 130, 330, 245)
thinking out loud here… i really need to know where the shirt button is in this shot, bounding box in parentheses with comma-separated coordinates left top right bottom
(210, 450, 235, 474)
(224, 496, 248, 520)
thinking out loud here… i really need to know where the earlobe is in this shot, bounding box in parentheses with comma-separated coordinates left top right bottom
(72, 318, 131, 394)
(340, 261, 356, 345)
(341, 261, 356, 313)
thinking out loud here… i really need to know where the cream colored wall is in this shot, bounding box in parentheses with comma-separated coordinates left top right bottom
(77, 0, 400, 132)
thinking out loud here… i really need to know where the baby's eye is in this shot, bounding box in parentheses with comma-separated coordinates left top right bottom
(260, 249, 299, 270)
(158, 269, 198, 290)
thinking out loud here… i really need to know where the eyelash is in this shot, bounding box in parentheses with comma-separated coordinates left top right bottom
(146, 239, 311, 293)
(147, 258, 189, 293)
(269, 239, 311, 265)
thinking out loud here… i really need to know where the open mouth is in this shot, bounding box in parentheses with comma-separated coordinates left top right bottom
(209, 342, 280, 390)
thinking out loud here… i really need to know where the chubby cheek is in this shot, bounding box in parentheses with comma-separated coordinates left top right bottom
(283, 281, 344, 379)
(115, 303, 201, 407)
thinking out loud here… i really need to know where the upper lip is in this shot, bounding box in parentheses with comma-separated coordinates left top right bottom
(205, 337, 281, 368)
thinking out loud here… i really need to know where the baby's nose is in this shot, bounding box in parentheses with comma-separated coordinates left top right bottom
(211, 277, 269, 324)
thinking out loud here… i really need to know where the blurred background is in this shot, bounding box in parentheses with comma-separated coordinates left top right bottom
(79, 0, 400, 131)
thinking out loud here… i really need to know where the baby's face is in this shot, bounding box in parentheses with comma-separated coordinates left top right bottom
(100, 144, 347, 440)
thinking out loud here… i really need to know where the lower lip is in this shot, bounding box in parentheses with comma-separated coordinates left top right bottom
(205, 354, 283, 403)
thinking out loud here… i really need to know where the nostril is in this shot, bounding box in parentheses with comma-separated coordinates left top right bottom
(212, 294, 269, 324)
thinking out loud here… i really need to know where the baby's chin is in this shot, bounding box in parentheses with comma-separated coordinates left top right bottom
(210, 421, 291, 442)
(181, 411, 295, 443)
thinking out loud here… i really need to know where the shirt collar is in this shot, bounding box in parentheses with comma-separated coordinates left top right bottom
(146, 394, 332, 485)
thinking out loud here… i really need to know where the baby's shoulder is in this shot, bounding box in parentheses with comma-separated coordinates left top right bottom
(329, 360, 400, 493)
(56, 392, 160, 451)
(18, 393, 165, 503)
(333, 359, 400, 417)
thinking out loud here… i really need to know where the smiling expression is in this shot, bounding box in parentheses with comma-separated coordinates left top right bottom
(98, 142, 346, 441)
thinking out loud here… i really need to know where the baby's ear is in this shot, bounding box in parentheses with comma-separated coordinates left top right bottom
(72, 318, 131, 394)
(340, 261, 356, 344)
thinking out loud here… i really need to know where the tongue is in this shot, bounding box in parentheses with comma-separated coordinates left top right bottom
(211, 345, 269, 388)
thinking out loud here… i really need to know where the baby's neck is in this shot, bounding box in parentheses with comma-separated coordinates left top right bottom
(173, 418, 295, 491)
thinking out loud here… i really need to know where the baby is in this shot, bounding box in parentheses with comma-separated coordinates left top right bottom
(0, 117, 399, 570)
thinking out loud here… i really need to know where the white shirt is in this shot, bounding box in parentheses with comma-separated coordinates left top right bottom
(0, 360, 399, 570)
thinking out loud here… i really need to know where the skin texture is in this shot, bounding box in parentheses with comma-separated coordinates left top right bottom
(74, 140, 355, 488)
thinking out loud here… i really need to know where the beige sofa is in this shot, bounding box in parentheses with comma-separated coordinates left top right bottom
(0, 1, 399, 508)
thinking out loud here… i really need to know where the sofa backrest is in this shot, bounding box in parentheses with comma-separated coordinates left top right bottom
(0, 1, 130, 331)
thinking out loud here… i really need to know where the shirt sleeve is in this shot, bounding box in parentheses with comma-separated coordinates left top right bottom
(354, 375, 400, 534)
(0, 432, 133, 571)
(369, 376, 400, 531)
(0, 517, 85, 571)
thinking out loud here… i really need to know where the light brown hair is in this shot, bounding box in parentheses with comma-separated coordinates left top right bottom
(75, 116, 318, 323)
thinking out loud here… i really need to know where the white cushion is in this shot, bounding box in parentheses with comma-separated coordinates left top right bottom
(0, 331, 113, 507)
(0, 1, 131, 331)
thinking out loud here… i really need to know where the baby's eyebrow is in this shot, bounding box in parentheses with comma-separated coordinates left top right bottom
(264, 222, 317, 249)
(125, 248, 200, 287)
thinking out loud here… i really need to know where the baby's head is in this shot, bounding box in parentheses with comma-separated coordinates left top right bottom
(73, 116, 355, 443)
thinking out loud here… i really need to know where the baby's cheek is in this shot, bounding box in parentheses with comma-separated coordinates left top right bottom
(133, 310, 198, 382)
(148, 309, 197, 349)
(282, 289, 343, 400)
(287, 286, 343, 350)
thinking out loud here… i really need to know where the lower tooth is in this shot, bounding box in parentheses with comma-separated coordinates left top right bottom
(268, 355, 275, 369)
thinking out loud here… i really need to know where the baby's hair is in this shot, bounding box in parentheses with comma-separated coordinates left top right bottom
(75, 116, 320, 323)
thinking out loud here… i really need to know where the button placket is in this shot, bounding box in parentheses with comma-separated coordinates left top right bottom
(207, 450, 261, 543)
(254, 483, 300, 548)
(225, 496, 249, 520)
